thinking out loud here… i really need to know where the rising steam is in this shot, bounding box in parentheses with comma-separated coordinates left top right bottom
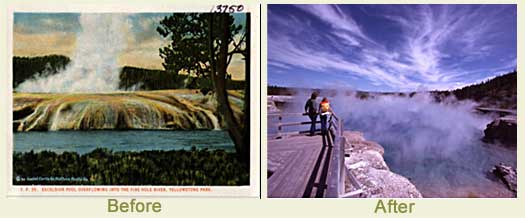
(332, 93, 514, 197)
(17, 13, 130, 93)
(335, 93, 489, 157)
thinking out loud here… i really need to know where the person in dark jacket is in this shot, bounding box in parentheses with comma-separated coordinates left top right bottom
(304, 92, 319, 136)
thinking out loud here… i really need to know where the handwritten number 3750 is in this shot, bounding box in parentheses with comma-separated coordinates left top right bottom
(211, 5, 244, 13)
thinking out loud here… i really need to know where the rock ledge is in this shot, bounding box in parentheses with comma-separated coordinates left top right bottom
(343, 131, 422, 198)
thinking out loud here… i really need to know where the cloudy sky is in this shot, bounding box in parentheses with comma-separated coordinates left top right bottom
(14, 12, 246, 80)
(268, 4, 516, 92)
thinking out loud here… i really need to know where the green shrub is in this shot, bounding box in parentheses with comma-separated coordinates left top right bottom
(13, 148, 249, 186)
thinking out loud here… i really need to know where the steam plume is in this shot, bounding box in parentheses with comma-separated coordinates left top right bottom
(17, 13, 129, 93)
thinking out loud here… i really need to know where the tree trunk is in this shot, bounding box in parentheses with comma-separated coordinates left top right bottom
(210, 14, 248, 166)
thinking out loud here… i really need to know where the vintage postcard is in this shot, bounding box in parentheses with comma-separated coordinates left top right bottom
(8, 3, 259, 197)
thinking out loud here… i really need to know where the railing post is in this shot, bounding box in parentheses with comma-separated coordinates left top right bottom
(338, 118, 343, 137)
(326, 137, 340, 197)
(326, 114, 342, 197)
(338, 118, 345, 196)
(277, 114, 282, 139)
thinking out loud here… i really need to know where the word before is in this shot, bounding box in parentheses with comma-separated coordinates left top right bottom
(107, 199, 161, 213)
(374, 199, 415, 214)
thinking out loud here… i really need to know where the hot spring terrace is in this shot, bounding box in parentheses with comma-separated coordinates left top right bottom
(13, 89, 244, 132)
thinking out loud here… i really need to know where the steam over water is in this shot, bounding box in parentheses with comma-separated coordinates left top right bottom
(334, 94, 516, 197)
(17, 14, 129, 93)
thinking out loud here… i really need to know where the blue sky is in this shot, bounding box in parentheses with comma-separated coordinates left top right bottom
(268, 4, 517, 92)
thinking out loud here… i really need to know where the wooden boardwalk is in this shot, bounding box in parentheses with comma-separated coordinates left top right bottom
(267, 133, 334, 198)
(267, 111, 364, 198)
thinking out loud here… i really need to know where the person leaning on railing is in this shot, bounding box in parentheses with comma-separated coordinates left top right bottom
(319, 97, 333, 136)
(304, 92, 319, 136)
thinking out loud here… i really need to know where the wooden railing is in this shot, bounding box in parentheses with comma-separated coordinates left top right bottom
(268, 112, 320, 139)
(325, 113, 365, 198)
(268, 111, 365, 198)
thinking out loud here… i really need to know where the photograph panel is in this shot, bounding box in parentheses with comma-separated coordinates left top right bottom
(266, 4, 517, 198)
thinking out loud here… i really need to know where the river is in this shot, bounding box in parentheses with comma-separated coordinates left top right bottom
(14, 130, 235, 154)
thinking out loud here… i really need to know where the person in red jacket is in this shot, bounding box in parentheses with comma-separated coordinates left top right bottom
(318, 97, 332, 135)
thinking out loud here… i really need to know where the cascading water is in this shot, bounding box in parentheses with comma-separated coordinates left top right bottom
(333, 93, 516, 197)
(17, 13, 130, 93)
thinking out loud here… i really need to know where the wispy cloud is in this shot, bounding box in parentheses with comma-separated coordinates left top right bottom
(268, 4, 516, 91)
(295, 4, 370, 46)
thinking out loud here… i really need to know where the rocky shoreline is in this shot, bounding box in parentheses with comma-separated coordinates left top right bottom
(342, 131, 422, 198)
(483, 115, 517, 149)
(483, 115, 517, 195)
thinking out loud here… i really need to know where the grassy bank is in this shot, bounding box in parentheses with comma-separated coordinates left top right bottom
(13, 148, 249, 186)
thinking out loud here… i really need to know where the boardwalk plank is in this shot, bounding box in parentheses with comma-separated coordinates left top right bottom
(268, 134, 329, 198)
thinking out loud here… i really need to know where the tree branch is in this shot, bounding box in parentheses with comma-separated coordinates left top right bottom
(226, 33, 247, 67)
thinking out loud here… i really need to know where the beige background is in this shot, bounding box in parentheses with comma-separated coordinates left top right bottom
(1, 0, 524, 217)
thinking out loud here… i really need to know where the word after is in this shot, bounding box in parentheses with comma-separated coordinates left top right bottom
(374, 199, 415, 214)
(107, 199, 161, 213)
